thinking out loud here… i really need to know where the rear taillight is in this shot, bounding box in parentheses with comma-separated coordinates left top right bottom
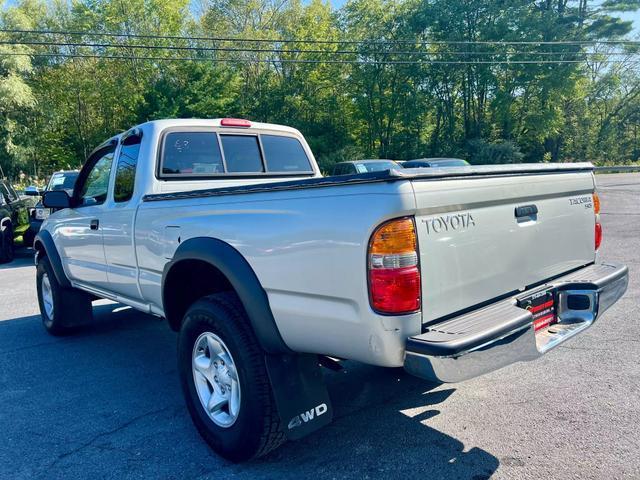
(368, 217, 421, 314)
(594, 192, 602, 250)
(595, 221, 602, 250)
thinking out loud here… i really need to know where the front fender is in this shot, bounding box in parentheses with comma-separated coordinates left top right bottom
(34, 230, 72, 289)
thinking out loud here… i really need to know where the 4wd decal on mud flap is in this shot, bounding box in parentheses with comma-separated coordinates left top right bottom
(287, 403, 328, 430)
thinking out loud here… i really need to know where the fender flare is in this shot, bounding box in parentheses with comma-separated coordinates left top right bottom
(162, 237, 291, 354)
(34, 230, 72, 289)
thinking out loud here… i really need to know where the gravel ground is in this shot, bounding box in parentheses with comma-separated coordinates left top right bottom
(0, 173, 638, 480)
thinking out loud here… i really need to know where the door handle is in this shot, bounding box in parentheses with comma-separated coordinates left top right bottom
(90, 219, 99, 230)
(515, 205, 538, 218)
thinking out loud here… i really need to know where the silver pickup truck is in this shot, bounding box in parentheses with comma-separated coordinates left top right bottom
(34, 118, 628, 461)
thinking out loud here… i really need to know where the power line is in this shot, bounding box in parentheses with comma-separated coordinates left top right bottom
(1, 39, 633, 58)
(0, 50, 637, 65)
(3, 27, 640, 47)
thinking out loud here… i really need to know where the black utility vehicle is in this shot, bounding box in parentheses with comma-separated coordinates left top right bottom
(0, 179, 30, 263)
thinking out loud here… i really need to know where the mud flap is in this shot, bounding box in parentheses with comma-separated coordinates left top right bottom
(265, 353, 333, 441)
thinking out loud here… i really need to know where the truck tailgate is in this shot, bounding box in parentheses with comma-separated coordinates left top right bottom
(411, 170, 596, 323)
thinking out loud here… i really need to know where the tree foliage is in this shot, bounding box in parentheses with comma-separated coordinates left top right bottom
(1, 0, 640, 179)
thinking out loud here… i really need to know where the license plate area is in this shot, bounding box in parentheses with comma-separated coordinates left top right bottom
(518, 289, 556, 332)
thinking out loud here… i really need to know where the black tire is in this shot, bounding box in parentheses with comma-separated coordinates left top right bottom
(0, 221, 14, 264)
(36, 256, 93, 336)
(178, 293, 285, 462)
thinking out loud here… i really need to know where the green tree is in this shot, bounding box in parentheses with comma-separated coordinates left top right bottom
(0, 2, 37, 177)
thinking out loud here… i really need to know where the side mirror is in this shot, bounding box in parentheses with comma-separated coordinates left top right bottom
(42, 190, 71, 209)
(24, 186, 40, 196)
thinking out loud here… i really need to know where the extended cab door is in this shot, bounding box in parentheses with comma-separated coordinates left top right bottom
(101, 131, 143, 301)
(53, 145, 115, 290)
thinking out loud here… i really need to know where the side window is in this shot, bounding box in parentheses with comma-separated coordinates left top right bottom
(220, 135, 263, 173)
(114, 138, 141, 202)
(79, 151, 114, 206)
(162, 132, 223, 175)
(261, 135, 312, 173)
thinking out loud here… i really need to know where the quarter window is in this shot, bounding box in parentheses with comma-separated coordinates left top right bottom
(114, 137, 141, 202)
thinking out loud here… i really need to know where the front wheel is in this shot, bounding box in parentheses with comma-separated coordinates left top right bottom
(177, 293, 285, 462)
(36, 257, 93, 335)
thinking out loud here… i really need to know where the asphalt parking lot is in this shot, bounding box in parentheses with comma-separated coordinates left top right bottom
(0, 173, 638, 480)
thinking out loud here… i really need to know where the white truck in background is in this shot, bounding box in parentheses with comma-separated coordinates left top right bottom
(34, 118, 628, 461)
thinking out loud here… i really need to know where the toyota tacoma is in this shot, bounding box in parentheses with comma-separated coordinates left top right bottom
(34, 118, 628, 461)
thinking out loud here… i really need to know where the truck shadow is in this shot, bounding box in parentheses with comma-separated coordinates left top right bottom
(0, 303, 499, 480)
(257, 367, 498, 479)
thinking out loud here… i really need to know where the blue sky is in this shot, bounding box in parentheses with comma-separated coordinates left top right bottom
(617, 10, 640, 36)
(2, 0, 640, 35)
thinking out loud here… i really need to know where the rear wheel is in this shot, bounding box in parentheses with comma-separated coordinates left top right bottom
(37, 257, 93, 335)
(178, 293, 285, 462)
(0, 221, 14, 264)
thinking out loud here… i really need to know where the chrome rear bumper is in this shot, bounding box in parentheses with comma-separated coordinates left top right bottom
(404, 262, 628, 383)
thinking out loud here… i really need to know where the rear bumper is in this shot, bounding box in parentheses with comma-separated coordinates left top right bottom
(404, 262, 628, 383)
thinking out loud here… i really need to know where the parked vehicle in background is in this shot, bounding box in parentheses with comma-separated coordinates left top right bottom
(330, 159, 401, 175)
(34, 118, 628, 462)
(403, 158, 470, 168)
(24, 185, 42, 196)
(0, 179, 32, 263)
(23, 171, 79, 247)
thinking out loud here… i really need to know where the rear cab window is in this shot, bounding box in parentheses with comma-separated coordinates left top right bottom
(220, 135, 263, 173)
(159, 129, 314, 178)
(163, 132, 223, 175)
(261, 135, 312, 172)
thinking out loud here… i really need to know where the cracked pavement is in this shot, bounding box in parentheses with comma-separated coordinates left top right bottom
(0, 173, 638, 479)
